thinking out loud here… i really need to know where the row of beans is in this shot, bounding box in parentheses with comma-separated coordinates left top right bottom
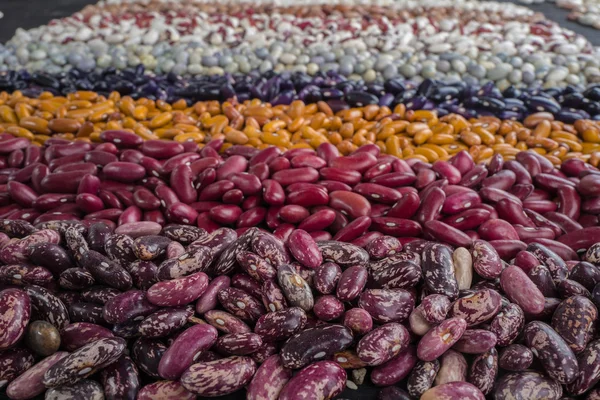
(1, 69, 600, 122)
(2, 92, 600, 165)
(2, 133, 600, 250)
(0, 216, 599, 399)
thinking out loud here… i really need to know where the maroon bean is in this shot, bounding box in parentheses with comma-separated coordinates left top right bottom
(556, 185, 581, 220)
(504, 160, 533, 184)
(208, 204, 242, 225)
(287, 187, 329, 207)
(278, 205, 309, 224)
(424, 220, 473, 248)
(370, 172, 417, 188)
(371, 217, 422, 237)
(386, 191, 420, 219)
(442, 208, 490, 231)
(198, 180, 234, 201)
(500, 265, 545, 314)
(478, 219, 519, 241)
(417, 317, 467, 361)
(103, 162, 145, 183)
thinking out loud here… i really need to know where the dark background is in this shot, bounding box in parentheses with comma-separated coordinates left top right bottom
(0, 0, 597, 399)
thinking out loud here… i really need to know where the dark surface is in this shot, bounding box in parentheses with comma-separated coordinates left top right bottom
(0, 1, 596, 400)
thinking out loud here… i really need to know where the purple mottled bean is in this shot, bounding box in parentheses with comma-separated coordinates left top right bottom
(147, 271, 208, 307)
(449, 289, 502, 326)
(0, 289, 30, 351)
(500, 265, 545, 314)
(422, 243, 459, 299)
(489, 303, 525, 346)
(470, 240, 503, 279)
(499, 344, 533, 371)
(417, 317, 467, 361)
(434, 349, 467, 385)
(158, 323, 218, 380)
(493, 371, 563, 400)
(453, 329, 497, 353)
(287, 229, 322, 269)
(358, 288, 414, 323)
(0, 348, 35, 389)
(551, 295, 597, 353)
(6, 351, 69, 400)
(247, 355, 292, 400)
(137, 381, 195, 400)
(313, 295, 345, 321)
(336, 265, 367, 301)
(523, 321, 579, 384)
(180, 356, 256, 396)
(468, 348, 498, 395)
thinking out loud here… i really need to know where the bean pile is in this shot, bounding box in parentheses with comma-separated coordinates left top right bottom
(2, 0, 599, 88)
(2, 92, 600, 165)
(1, 69, 600, 123)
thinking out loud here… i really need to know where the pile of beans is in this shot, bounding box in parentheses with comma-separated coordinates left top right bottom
(2, 92, 600, 164)
(1, 69, 600, 122)
(0, 133, 599, 254)
(0, 215, 600, 399)
(3, 0, 599, 87)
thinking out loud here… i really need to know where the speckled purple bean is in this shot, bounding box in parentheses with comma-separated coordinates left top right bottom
(366, 235, 402, 259)
(421, 381, 485, 400)
(278, 360, 346, 400)
(551, 295, 597, 353)
(417, 317, 467, 361)
(158, 323, 219, 380)
(434, 349, 467, 385)
(0, 348, 35, 389)
(212, 227, 258, 275)
(558, 278, 591, 298)
(0, 229, 60, 264)
(254, 307, 306, 342)
(42, 337, 126, 387)
(246, 355, 292, 400)
(566, 339, 600, 395)
(180, 356, 256, 396)
(131, 338, 166, 378)
(214, 332, 263, 356)
(492, 371, 563, 400)
(449, 289, 502, 326)
(527, 264, 558, 297)
(498, 344, 533, 371)
(276, 264, 313, 312)
(452, 329, 497, 353)
(280, 324, 353, 369)
(157, 246, 212, 280)
(422, 243, 459, 299)
(146, 271, 208, 307)
(217, 287, 265, 323)
(100, 355, 140, 400)
(369, 257, 421, 290)
(69, 302, 106, 325)
(420, 294, 451, 324)
(0, 264, 53, 286)
(407, 359, 440, 398)
(569, 261, 600, 290)
(313, 295, 345, 321)
(190, 226, 237, 258)
(24, 285, 70, 330)
(369, 345, 417, 387)
(102, 290, 158, 325)
(194, 275, 230, 315)
(342, 308, 373, 335)
(317, 240, 369, 267)
(81, 250, 133, 290)
(57, 268, 95, 290)
(138, 308, 193, 338)
(358, 288, 414, 323)
(5, 351, 69, 400)
(132, 235, 171, 260)
(500, 265, 545, 315)
(356, 322, 409, 366)
(45, 379, 104, 400)
(523, 321, 578, 384)
(137, 380, 195, 400)
(0, 219, 37, 237)
(335, 265, 367, 302)
(60, 322, 113, 351)
(526, 242, 568, 282)
(470, 240, 503, 280)
(468, 348, 498, 395)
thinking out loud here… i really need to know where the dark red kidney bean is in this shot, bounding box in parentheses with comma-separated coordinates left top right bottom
(350, 231, 383, 248)
(6, 181, 37, 208)
(297, 209, 336, 232)
(442, 191, 481, 215)
(272, 167, 321, 187)
(161, 153, 200, 174)
(544, 211, 582, 233)
(447, 150, 474, 175)
(424, 220, 472, 247)
(482, 169, 516, 191)
(578, 173, 600, 196)
(54, 162, 97, 175)
(140, 140, 183, 159)
(194, 167, 217, 192)
(12, 162, 42, 183)
(250, 146, 281, 166)
(502, 160, 532, 186)
(442, 208, 490, 231)
(103, 162, 146, 183)
(75, 193, 104, 213)
(133, 187, 161, 210)
(319, 167, 361, 186)
(387, 191, 420, 219)
(528, 265, 558, 297)
(191, 201, 222, 213)
(561, 158, 590, 177)
(198, 180, 234, 201)
(77, 174, 100, 195)
(170, 165, 196, 204)
(287, 187, 329, 207)
(143, 210, 166, 226)
(371, 217, 422, 237)
(166, 203, 198, 225)
(415, 169, 436, 190)
(119, 149, 144, 163)
(32, 194, 74, 212)
(262, 179, 285, 206)
(479, 187, 523, 206)
(208, 205, 242, 225)
(278, 205, 309, 224)
(214, 155, 247, 181)
(432, 160, 462, 184)
(509, 183, 534, 201)
(330, 152, 377, 173)
(488, 239, 527, 260)
(332, 215, 371, 242)
(364, 161, 393, 180)
(457, 165, 488, 188)
(228, 173, 261, 196)
(268, 156, 290, 172)
(242, 195, 261, 210)
(100, 130, 143, 148)
(534, 173, 577, 193)
(415, 187, 445, 224)
(524, 209, 562, 237)
(24, 145, 41, 166)
(236, 207, 267, 228)
(83, 208, 123, 222)
(353, 183, 402, 205)
(290, 154, 326, 169)
(370, 172, 417, 188)
(226, 145, 259, 159)
(556, 186, 581, 220)
(494, 199, 535, 227)
(318, 180, 352, 193)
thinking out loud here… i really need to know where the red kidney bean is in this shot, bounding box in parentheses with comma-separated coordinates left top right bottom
(515, 225, 556, 241)
(351, 231, 384, 248)
(208, 205, 242, 225)
(495, 199, 535, 228)
(543, 211, 582, 233)
(198, 180, 235, 201)
(103, 162, 146, 183)
(287, 187, 329, 207)
(75, 193, 104, 213)
(162, 153, 200, 174)
(415, 187, 445, 224)
(556, 186, 581, 220)
(297, 209, 336, 232)
(249, 146, 281, 166)
(448, 150, 474, 175)
(7, 181, 38, 208)
(40, 170, 91, 193)
(371, 218, 422, 237)
(140, 156, 165, 178)
(215, 155, 247, 181)
(488, 240, 527, 260)
(370, 172, 417, 188)
(442, 208, 490, 231)
(119, 149, 144, 163)
(330, 152, 377, 173)
(139, 140, 183, 159)
(319, 167, 361, 186)
(424, 220, 472, 247)
(277, 205, 308, 224)
(97, 190, 122, 210)
(170, 165, 196, 204)
(316, 180, 351, 193)
(353, 183, 401, 204)
(432, 160, 461, 184)
(329, 190, 371, 220)
(442, 191, 481, 215)
(113, 189, 135, 208)
(77, 174, 101, 195)
(385, 191, 419, 219)
(523, 210, 562, 237)
(133, 187, 161, 211)
(415, 169, 437, 190)
(503, 160, 532, 185)
(364, 161, 393, 181)
(261, 179, 285, 206)
(100, 130, 143, 148)
(329, 215, 369, 241)
(267, 156, 290, 172)
(241, 195, 261, 210)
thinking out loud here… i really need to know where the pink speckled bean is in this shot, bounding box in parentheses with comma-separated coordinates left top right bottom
(500, 266, 545, 314)
(478, 219, 519, 241)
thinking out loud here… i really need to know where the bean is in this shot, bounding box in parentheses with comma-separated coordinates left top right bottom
(6, 352, 69, 400)
(493, 371, 563, 400)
